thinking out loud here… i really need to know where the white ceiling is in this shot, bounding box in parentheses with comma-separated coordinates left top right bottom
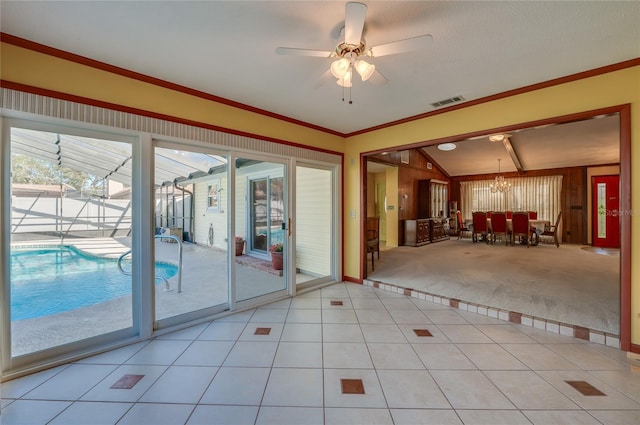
(1, 1, 636, 176)
(367, 113, 620, 176)
(2, 1, 638, 136)
(421, 114, 620, 176)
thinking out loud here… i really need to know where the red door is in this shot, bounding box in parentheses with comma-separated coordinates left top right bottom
(592, 175, 620, 248)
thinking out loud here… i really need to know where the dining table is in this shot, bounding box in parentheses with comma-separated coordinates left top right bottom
(465, 218, 551, 244)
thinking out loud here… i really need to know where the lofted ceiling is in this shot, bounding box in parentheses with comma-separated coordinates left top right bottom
(1, 1, 638, 137)
(421, 114, 621, 177)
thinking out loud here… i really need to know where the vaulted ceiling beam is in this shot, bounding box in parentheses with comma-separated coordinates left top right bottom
(502, 136, 524, 173)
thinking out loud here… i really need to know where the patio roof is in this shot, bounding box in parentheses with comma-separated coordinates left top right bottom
(11, 128, 227, 188)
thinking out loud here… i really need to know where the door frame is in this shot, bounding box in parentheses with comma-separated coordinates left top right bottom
(359, 104, 632, 352)
(2, 117, 142, 374)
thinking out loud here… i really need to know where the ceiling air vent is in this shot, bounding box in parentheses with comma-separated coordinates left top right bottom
(431, 95, 465, 108)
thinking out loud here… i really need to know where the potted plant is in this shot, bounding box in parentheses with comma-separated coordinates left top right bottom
(235, 236, 245, 256)
(269, 242, 283, 270)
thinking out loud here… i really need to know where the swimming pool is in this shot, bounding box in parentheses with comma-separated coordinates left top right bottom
(10, 246, 178, 321)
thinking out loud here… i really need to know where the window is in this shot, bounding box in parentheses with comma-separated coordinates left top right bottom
(207, 180, 221, 211)
(460, 175, 562, 221)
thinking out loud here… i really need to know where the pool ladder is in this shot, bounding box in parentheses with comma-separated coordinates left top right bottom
(117, 234, 183, 293)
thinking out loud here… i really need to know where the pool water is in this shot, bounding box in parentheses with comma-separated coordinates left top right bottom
(10, 247, 178, 321)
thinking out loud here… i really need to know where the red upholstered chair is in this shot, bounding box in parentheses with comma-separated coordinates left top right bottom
(528, 211, 538, 220)
(490, 211, 509, 245)
(511, 211, 532, 247)
(456, 210, 471, 240)
(472, 211, 489, 243)
(505, 211, 513, 220)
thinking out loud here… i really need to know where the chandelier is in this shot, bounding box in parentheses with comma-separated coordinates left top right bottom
(490, 159, 512, 193)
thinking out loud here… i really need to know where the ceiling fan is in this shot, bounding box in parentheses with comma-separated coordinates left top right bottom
(275, 2, 432, 92)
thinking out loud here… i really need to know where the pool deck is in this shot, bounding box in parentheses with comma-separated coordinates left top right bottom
(9, 237, 309, 356)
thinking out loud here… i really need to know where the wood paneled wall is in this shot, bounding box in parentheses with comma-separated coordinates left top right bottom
(368, 149, 448, 245)
(368, 148, 617, 245)
(449, 166, 592, 245)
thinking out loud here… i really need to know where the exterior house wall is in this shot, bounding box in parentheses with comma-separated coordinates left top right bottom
(194, 175, 228, 250)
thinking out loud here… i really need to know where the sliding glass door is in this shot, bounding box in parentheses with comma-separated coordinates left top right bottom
(235, 157, 287, 303)
(5, 121, 136, 361)
(153, 144, 230, 328)
(2, 119, 338, 378)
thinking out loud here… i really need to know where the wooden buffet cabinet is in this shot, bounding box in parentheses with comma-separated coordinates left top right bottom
(404, 218, 449, 246)
(404, 219, 431, 246)
(404, 178, 450, 246)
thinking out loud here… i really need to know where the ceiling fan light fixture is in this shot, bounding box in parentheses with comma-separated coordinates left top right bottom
(354, 59, 375, 81)
(330, 57, 350, 78)
(336, 69, 353, 87)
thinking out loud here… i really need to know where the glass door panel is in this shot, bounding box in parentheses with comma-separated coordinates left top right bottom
(153, 145, 229, 324)
(9, 126, 134, 357)
(235, 158, 286, 302)
(295, 165, 333, 286)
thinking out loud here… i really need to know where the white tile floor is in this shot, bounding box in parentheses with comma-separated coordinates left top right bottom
(2, 282, 639, 425)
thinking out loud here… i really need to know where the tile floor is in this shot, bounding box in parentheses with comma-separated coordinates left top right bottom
(2, 282, 639, 425)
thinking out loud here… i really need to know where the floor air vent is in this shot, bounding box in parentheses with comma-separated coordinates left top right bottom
(431, 95, 465, 108)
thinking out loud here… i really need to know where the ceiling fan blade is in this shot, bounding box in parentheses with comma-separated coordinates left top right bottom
(369, 34, 433, 57)
(275, 47, 333, 58)
(344, 2, 367, 45)
(368, 69, 388, 86)
(313, 69, 334, 89)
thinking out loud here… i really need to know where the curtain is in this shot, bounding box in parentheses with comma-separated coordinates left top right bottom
(460, 175, 563, 223)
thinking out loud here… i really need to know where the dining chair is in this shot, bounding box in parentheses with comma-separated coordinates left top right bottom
(540, 211, 562, 247)
(471, 211, 489, 243)
(366, 216, 380, 270)
(490, 211, 509, 245)
(511, 211, 531, 247)
(528, 211, 538, 220)
(456, 210, 471, 240)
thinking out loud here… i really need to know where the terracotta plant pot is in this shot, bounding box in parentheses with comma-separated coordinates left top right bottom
(235, 241, 245, 256)
(270, 251, 283, 270)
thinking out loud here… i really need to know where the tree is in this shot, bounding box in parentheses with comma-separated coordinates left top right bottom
(11, 153, 104, 192)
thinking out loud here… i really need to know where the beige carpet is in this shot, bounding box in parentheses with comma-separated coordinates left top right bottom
(368, 238, 620, 334)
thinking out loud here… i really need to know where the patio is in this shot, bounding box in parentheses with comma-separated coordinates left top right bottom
(10, 237, 289, 356)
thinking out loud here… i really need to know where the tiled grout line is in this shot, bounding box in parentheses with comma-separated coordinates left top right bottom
(348, 286, 392, 412)
(403, 291, 519, 417)
(319, 297, 325, 425)
(122, 322, 211, 422)
(5, 283, 637, 424)
(182, 317, 251, 425)
(365, 282, 633, 421)
(369, 285, 461, 420)
(364, 279, 621, 348)
(254, 299, 293, 425)
(39, 339, 148, 424)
